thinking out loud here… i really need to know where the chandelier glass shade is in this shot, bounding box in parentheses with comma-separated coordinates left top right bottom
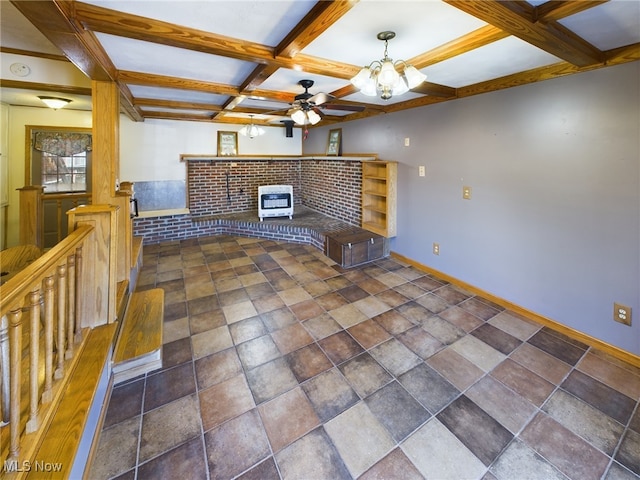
(38, 96, 72, 109)
(239, 115, 266, 138)
(350, 31, 426, 100)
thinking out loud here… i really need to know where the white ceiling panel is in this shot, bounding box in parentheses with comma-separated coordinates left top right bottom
(301, 0, 487, 65)
(423, 36, 562, 88)
(558, 0, 640, 51)
(95, 33, 256, 84)
(82, 0, 315, 46)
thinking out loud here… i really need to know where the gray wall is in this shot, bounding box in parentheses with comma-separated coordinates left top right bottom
(304, 62, 640, 356)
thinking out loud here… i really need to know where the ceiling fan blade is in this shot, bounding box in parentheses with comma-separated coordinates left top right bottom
(312, 107, 325, 117)
(320, 103, 365, 112)
(308, 92, 334, 106)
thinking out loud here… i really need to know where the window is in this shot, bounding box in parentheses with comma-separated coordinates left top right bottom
(26, 126, 92, 193)
(41, 150, 87, 192)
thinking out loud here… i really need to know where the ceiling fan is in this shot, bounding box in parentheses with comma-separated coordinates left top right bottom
(274, 79, 365, 125)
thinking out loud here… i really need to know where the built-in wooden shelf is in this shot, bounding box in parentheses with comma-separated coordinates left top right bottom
(361, 160, 397, 237)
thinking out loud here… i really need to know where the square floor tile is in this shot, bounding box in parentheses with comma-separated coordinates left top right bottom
(236, 334, 281, 370)
(258, 387, 320, 452)
(137, 436, 208, 479)
(199, 374, 255, 431)
(347, 319, 392, 349)
(359, 448, 424, 480)
(542, 389, 624, 455)
(325, 402, 396, 478)
(365, 381, 430, 442)
(195, 348, 243, 390)
(369, 338, 422, 377)
(399, 363, 460, 414)
(270, 322, 314, 355)
(301, 368, 360, 423)
(402, 418, 486, 480)
(245, 357, 299, 404)
(275, 428, 351, 480)
(318, 331, 364, 365)
(437, 395, 513, 466)
(204, 409, 271, 480)
(139, 394, 202, 462)
(191, 325, 233, 359)
(427, 347, 484, 391)
(285, 343, 333, 382)
(302, 313, 342, 340)
(339, 352, 393, 398)
(520, 412, 609, 480)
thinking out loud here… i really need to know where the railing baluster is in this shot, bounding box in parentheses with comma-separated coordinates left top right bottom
(8, 307, 23, 460)
(42, 276, 55, 404)
(56, 199, 63, 244)
(0, 314, 9, 425)
(65, 254, 76, 360)
(74, 246, 83, 343)
(55, 264, 66, 379)
(26, 289, 40, 433)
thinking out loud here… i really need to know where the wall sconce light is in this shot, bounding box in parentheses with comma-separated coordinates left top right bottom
(38, 96, 72, 110)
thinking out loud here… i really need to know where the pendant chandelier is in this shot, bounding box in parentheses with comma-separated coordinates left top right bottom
(350, 31, 426, 100)
(238, 115, 266, 138)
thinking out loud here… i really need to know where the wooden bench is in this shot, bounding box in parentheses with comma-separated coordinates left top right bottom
(112, 288, 164, 384)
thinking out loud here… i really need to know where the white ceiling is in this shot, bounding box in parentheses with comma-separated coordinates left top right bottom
(1, 0, 639, 125)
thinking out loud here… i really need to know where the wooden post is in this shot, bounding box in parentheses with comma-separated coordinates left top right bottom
(18, 185, 44, 248)
(92, 81, 120, 205)
(67, 205, 119, 327)
(65, 254, 76, 359)
(55, 263, 67, 379)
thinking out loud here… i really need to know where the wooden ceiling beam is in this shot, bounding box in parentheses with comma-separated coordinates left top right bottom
(534, 1, 609, 22)
(445, 0, 605, 67)
(118, 71, 240, 97)
(275, 0, 359, 58)
(134, 98, 223, 111)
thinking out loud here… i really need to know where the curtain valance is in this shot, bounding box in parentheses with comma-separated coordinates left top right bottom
(34, 132, 92, 156)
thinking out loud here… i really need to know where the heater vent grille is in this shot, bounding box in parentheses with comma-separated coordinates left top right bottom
(258, 185, 293, 221)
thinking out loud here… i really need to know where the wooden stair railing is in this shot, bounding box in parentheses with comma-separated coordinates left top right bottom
(0, 218, 117, 479)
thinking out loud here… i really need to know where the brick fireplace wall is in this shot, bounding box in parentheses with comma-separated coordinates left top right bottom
(134, 156, 367, 244)
(188, 158, 301, 217)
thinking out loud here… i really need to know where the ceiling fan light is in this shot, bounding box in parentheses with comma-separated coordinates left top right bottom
(377, 60, 399, 88)
(307, 110, 321, 125)
(350, 67, 372, 89)
(38, 96, 71, 110)
(403, 65, 427, 89)
(291, 109, 306, 125)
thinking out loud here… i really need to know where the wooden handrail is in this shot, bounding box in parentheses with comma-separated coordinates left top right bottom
(0, 224, 94, 470)
(0, 226, 92, 315)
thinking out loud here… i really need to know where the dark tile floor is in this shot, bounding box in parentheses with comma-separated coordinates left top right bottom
(88, 235, 640, 480)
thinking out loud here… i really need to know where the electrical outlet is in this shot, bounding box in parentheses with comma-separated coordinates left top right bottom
(419, 166, 425, 177)
(404, 137, 410, 147)
(613, 303, 632, 326)
(433, 243, 440, 255)
(463, 186, 472, 200)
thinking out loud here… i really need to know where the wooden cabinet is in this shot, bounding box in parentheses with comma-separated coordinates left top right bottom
(325, 229, 388, 268)
(361, 160, 397, 237)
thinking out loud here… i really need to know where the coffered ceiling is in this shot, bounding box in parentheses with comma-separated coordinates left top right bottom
(1, 0, 639, 128)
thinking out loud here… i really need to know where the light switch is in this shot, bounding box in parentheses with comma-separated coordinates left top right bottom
(419, 166, 425, 177)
